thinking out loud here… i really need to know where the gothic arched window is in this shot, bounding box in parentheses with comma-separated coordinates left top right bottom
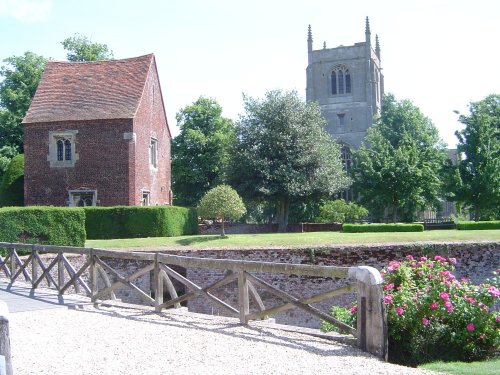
(331, 65, 352, 96)
(64, 139, 72, 161)
(341, 145, 352, 171)
(56, 140, 64, 161)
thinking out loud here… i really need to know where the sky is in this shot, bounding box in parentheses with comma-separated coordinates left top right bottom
(1, 0, 499, 147)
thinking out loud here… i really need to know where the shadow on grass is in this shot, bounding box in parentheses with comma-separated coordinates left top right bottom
(175, 235, 228, 246)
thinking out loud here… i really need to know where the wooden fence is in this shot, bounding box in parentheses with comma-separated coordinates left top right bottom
(0, 242, 387, 360)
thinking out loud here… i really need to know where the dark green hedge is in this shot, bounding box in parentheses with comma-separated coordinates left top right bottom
(343, 223, 424, 233)
(456, 221, 500, 230)
(84, 206, 198, 239)
(0, 154, 24, 207)
(0, 207, 86, 247)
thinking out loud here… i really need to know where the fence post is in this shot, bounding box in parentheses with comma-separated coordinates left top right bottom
(154, 254, 163, 313)
(349, 266, 388, 361)
(9, 249, 14, 283)
(237, 270, 249, 324)
(31, 244, 38, 288)
(58, 251, 65, 293)
(89, 250, 97, 302)
(0, 302, 12, 375)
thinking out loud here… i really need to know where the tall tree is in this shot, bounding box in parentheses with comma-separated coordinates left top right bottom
(61, 34, 114, 61)
(0, 52, 46, 176)
(172, 97, 235, 206)
(454, 94, 500, 220)
(230, 90, 350, 232)
(352, 94, 447, 222)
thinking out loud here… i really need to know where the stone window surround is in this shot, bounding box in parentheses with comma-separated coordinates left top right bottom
(48, 130, 79, 168)
(68, 189, 97, 207)
(141, 190, 151, 206)
(150, 137, 158, 169)
(330, 64, 352, 96)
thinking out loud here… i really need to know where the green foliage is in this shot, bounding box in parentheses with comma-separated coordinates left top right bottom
(61, 34, 113, 61)
(198, 185, 246, 236)
(454, 94, 500, 221)
(352, 94, 447, 223)
(456, 221, 500, 230)
(321, 305, 357, 334)
(230, 90, 350, 232)
(0, 51, 46, 169)
(315, 199, 368, 223)
(0, 154, 24, 207)
(0, 207, 86, 250)
(381, 256, 500, 365)
(172, 97, 235, 206)
(342, 223, 424, 233)
(84, 206, 198, 240)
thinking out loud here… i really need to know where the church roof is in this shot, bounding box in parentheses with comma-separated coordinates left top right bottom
(23, 54, 154, 124)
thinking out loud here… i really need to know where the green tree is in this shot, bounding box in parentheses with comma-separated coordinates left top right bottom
(0, 153, 24, 207)
(198, 185, 246, 236)
(315, 200, 368, 223)
(230, 90, 350, 232)
(0, 52, 46, 177)
(353, 94, 447, 223)
(454, 94, 500, 220)
(61, 34, 114, 61)
(172, 97, 235, 206)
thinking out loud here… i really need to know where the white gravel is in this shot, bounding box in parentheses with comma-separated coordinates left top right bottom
(8, 305, 439, 375)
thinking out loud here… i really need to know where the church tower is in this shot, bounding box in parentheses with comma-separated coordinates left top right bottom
(306, 17, 384, 150)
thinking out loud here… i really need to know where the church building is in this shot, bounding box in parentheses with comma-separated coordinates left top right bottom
(306, 17, 384, 152)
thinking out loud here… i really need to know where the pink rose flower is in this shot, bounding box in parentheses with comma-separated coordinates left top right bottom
(429, 302, 438, 310)
(384, 283, 394, 291)
(384, 294, 393, 304)
(440, 292, 449, 301)
(445, 301, 454, 313)
(406, 255, 414, 261)
(422, 318, 429, 326)
(449, 258, 457, 265)
(488, 286, 500, 297)
(466, 323, 475, 331)
(421, 256, 427, 261)
(350, 306, 358, 314)
(396, 307, 404, 315)
(496, 315, 500, 322)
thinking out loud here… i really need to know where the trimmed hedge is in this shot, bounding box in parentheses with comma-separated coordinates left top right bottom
(0, 207, 86, 248)
(0, 154, 24, 207)
(456, 221, 500, 230)
(84, 206, 198, 239)
(342, 223, 424, 233)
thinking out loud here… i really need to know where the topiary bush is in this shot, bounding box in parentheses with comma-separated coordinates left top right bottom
(456, 221, 500, 230)
(322, 256, 500, 365)
(84, 206, 198, 239)
(342, 223, 424, 233)
(0, 154, 24, 207)
(0, 207, 86, 253)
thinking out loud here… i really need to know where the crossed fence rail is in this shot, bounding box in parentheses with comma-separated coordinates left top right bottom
(0, 242, 388, 360)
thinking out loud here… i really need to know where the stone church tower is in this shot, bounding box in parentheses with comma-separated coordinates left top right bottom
(306, 17, 384, 151)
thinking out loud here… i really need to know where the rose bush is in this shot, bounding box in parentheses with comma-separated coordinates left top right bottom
(322, 256, 500, 365)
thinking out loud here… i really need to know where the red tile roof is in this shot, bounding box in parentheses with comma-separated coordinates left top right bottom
(23, 54, 154, 124)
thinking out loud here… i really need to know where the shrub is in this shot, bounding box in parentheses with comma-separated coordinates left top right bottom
(84, 206, 198, 239)
(198, 185, 246, 236)
(0, 207, 86, 252)
(342, 223, 424, 233)
(315, 199, 368, 223)
(456, 221, 500, 230)
(0, 154, 24, 207)
(323, 257, 500, 365)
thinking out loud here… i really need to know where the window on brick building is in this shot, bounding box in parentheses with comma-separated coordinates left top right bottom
(141, 191, 150, 206)
(331, 65, 351, 96)
(68, 190, 96, 206)
(338, 114, 345, 126)
(48, 131, 78, 167)
(150, 138, 158, 168)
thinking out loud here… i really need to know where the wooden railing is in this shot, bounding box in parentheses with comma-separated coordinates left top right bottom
(0, 242, 387, 360)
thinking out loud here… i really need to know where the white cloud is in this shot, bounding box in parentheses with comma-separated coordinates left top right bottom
(0, 0, 52, 22)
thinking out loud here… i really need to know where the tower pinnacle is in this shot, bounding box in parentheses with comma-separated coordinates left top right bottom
(375, 34, 381, 58)
(365, 16, 371, 35)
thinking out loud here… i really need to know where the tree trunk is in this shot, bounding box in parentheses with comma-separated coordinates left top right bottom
(474, 205, 480, 222)
(221, 217, 226, 236)
(392, 206, 397, 224)
(277, 197, 290, 233)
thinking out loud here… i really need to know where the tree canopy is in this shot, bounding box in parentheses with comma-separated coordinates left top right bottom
(198, 184, 246, 236)
(352, 94, 447, 222)
(172, 97, 235, 206)
(0, 153, 24, 207)
(61, 34, 114, 62)
(454, 94, 500, 220)
(230, 90, 350, 231)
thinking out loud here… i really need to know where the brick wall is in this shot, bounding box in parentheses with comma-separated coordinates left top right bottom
(24, 119, 133, 206)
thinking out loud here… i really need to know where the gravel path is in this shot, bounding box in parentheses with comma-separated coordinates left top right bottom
(9, 306, 439, 375)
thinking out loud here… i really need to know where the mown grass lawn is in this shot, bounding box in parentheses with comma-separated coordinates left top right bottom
(85, 229, 500, 249)
(419, 358, 500, 374)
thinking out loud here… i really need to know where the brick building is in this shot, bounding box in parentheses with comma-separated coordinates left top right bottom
(23, 54, 172, 207)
